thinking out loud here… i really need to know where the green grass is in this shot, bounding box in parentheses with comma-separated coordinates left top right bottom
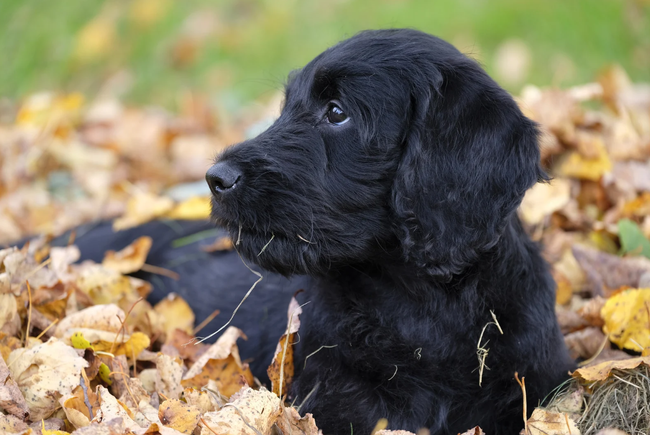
(1, 0, 648, 111)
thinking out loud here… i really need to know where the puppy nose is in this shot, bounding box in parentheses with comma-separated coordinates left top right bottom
(206, 162, 242, 196)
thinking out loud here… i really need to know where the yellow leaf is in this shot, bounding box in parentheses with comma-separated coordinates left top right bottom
(601, 288, 650, 351)
(75, 264, 141, 305)
(153, 294, 195, 337)
(116, 331, 150, 357)
(165, 196, 211, 220)
(158, 399, 200, 434)
(70, 332, 92, 350)
(102, 236, 152, 274)
(573, 356, 650, 382)
(113, 192, 174, 231)
(98, 362, 113, 385)
(520, 179, 571, 225)
(556, 138, 611, 181)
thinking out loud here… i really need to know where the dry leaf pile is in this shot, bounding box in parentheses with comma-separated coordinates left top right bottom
(1, 66, 650, 434)
(0, 237, 320, 435)
(0, 91, 255, 243)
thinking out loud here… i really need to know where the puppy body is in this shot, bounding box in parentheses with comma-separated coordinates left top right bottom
(206, 29, 573, 434)
(296, 215, 568, 434)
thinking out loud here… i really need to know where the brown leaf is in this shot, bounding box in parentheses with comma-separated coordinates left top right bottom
(0, 293, 20, 336)
(275, 406, 321, 435)
(181, 354, 253, 398)
(564, 327, 608, 360)
(0, 414, 29, 434)
(0, 356, 29, 419)
(268, 297, 302, 398)
(166, 329, 208, 362)
(457, 428, 485, 435)
(572, 244, 650, 296)
(102, 236, 152, 274)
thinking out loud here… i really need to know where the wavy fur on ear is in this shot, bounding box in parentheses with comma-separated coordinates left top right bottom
(391, 49, 548, 280)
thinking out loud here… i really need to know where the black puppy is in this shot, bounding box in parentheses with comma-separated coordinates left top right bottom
(205, 29, 573, 434)
(69, 29, 572, 434)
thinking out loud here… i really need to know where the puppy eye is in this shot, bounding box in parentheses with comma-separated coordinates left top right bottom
(326, 103, 349, 125)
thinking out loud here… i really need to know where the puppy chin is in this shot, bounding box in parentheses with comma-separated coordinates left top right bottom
(234, 230, 321, 276)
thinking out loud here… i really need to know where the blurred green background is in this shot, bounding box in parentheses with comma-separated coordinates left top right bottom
(1, 0, 649, 111)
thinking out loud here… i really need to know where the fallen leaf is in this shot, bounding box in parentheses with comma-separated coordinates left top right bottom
(158, 399, 200, 434)
(74, 263, 142, 306)
(0, 356, 29, 418)
(572, 244, 650, 296)
(49, 245, 81, 282)
(601, 288, 650, 351)
(268, 296, 302, 398)
(102, 236, 152, 274)
(564, 327, 608, 360)
(183, 327, 246, 379)
(181, 327, 253, 397)
(7, 338, 88, 420)
(275, 406, 322, 435)
(155, 353, 185, 400)
(93, 385, 138, 430)
(520, 179, 572, 225)
(0, 293, 20, 336)
(526, 408, 580, 435)
(181, 388, 219, 414)
(618, 218, 650, 258)
(113, 192, 174, 231)
(165, 196, 211, 220)
(182, 354, 254, 398)
(199, 387, 282, 435)
(0, 414, 29, 434)
(573, 356, 650, 382)
(153, 294, 195, 338)
(55, 304, 125, 337)
(556, 137, 612, 182)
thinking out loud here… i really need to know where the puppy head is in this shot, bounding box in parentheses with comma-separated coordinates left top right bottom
(207, 29, 546, 278)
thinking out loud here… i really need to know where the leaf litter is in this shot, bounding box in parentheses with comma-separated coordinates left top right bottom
(0, 66, 650, 434)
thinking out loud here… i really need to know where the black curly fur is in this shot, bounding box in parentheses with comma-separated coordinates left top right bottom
(205, 29, 574, 434)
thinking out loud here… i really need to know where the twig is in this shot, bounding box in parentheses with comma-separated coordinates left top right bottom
(515, 372, 528, 434)
(24, 281, 33, 345)
(192, 309, 221, 335)
(141, 263, 180, 280)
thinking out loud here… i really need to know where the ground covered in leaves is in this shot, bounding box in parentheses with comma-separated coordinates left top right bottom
(1, 66, 650, 435)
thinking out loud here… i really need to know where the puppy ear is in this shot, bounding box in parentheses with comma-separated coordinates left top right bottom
(391, 59, 547, 280)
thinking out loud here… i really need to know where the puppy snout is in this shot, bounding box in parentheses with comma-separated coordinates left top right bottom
(206, 161, 242, 196)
